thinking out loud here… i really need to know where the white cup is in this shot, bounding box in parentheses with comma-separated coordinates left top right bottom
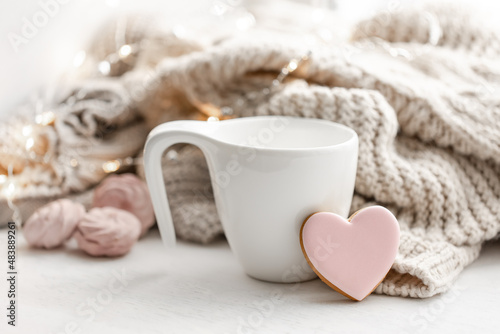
(144, 116, 358, 283)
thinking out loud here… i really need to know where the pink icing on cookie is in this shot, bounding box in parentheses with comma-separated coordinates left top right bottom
(300, 206, 400, 301)
(74, 207, 141, 257)
(92, 173, 155, 236)
(23, 199, 85, 249)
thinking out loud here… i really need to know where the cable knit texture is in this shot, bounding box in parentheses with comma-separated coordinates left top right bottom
(1, 3, 499, 298)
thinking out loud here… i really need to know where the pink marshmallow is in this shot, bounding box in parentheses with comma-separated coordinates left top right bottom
(23, 199, 85, 249)
(93, 173, 155, 236)
(74, 207, 141, 257)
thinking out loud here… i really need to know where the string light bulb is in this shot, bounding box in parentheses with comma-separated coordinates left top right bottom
(35, 111, 56, 126)
(22, 125, 33, 137)
(2, 181, 16, 200)
(98, 61, 111, 75)
(287, 59, 299, 71)
(73, 50, 87, 68)
(102, 160, 121, 173)
(166, 150, 178, 161)
(236, 12, 256, 31)
(25, 137, 35, 151)
(119, 44, 132, 58)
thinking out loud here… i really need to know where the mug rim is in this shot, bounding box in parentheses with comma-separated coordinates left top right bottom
(210, 116, 358, 153)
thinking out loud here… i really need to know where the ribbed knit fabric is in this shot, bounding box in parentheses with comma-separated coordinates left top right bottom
(1, 3, 499, 298)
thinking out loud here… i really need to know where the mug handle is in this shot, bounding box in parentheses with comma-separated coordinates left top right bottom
(143, 120, 218, 247)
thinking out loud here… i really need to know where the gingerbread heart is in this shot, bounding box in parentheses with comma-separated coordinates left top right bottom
(300, 206, 400, 301)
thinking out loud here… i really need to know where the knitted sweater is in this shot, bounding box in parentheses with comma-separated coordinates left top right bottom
(1, 3, 499, 298)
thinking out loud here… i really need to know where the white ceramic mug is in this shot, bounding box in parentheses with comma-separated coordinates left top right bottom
(144, 116, 358, 283)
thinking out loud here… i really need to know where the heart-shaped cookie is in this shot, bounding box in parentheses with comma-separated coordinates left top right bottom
(300, 206, 400, 301)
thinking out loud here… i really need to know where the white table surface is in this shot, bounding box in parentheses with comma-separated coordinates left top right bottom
(1, 227, 499, 334)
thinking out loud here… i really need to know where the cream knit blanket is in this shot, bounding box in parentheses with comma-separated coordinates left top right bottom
(1, 3, 499, 298)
